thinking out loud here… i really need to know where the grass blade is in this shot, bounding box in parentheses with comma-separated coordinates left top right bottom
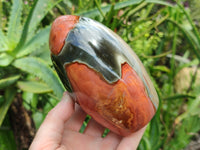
(94, 0, 105, 18)
(13, 57, 64, 99)
(167, 19, 200, 61)
(145, 0, 174, 7)
(163, 94, 196, 101)
(78, 0, 174, 18)
(78, 0, 143, 18)
(150, 113, 161, 150)
(177, 2, 200, 44)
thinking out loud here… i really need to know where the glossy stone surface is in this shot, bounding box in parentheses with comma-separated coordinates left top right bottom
(49, 15, 159, 136)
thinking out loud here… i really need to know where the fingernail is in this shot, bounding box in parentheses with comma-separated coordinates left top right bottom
(62, 91, 72, 102)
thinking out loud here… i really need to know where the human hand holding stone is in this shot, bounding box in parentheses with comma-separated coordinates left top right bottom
(29, 92, 146, 150)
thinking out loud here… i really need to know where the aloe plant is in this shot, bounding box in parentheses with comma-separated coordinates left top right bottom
(0, 1, 67, 149)
(0, 0, 65, 134)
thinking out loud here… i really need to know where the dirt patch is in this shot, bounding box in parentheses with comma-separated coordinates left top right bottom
(9, 94, 36, 150)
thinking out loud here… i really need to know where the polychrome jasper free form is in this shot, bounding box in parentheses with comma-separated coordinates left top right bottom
(49, 15, 159, 136)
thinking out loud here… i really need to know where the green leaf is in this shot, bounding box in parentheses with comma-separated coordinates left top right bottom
(7, 0, 23, 47)
(175, 95, 200, 123)
(139, 136, 152, 150)
(22, 91, 38, 110)
(0, 116, 17, 150)
(0, 75, 20, 89)
(16, 26, 50, 57)
(13, 0, 60, 55)
(78, 0, 143, 18)
(0, 0, 2, 28)
(28, 0, 62, 35)
(13, 57, 64, 99)
(163, 94, 196, 101)
(0, 88, 16, 126)
(150, 113, 161, 150)
(31, 44, 51, 64)
(177, 2, 200, 44)
(166, 115, 200, 150)
(0, 95, 4, 106)
(153, 65, 170, 73)
(0, 53, 14, 67)
(145, 0, 174, 7)
(167, 19, 200, 61)
(13, 0, 39, 54)
(32, 111, 44, 129)
(0, 30, 9, 52)
(78, 0, 173, 18)
(17, 81, 53, 93)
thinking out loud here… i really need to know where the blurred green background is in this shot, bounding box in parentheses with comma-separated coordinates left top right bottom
(0, 0, 200, 149)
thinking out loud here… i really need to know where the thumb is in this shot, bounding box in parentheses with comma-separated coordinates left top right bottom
(29, 92, 74, 150)
(45, 92, 75, 123)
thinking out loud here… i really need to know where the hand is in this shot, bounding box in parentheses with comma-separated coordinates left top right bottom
(29, 92, 146, 150)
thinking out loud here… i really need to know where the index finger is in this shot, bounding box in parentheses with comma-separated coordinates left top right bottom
(29, 92, 74, 150)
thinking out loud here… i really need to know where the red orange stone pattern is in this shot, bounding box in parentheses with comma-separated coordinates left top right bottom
(66, 62, 156, 136)
(49, 15, 80, 55)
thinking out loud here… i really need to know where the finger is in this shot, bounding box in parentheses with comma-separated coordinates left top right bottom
(116, 126, 147, 150)
(64, 104, 87, 131)
(29, 92, 74, 150)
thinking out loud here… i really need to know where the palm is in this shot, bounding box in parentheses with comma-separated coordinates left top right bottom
(61, 105, 122, 150)
(30, 93, 145, 150)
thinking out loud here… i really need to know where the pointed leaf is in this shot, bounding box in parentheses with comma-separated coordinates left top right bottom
(78, 0, 143, 18)
(0, 30, 9, 52)
(17, 81, 53, 93)
(153, 65, 170, 73)
(7, 0, 23, 47)
(0, 53, 14, 67)
(13, 0, 39, 54)
(13, 0, 60, 55)
(16, 26, 50, 57)
(0, 75, 20, 89)
(0, 117, 17, 150)
(145, 0, 174, 7)
(0, 88, 16, 126)
(167, 19, 200, 61)
(28, 0, 62, 35)
(150, 113, 161, 150)
(0, 0, 2, 28)
(22, 92, 38, 110)
(177, 2, 200, 44)
(32, 111, 44, 129)
(0, 95, 4, 105)
(13, 57, 64, 99)
(175, 95, 200, 124)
